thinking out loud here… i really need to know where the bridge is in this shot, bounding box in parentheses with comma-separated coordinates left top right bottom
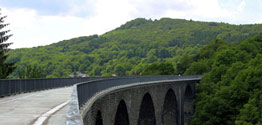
(0, 75, 201, 125)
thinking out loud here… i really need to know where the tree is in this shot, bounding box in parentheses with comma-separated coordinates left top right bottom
(0, 9, 15, 79)
(141, 62, 175, 75)
(184, 60, 209, 75)
(18, 65, 44, 79)
(176, 54, 193, 74)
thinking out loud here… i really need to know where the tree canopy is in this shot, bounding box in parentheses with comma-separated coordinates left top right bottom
(181, 35, 262, 124)
(141, 62, 175, 75)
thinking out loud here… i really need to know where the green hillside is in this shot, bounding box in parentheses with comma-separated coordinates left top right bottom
(7, 18, 262, 78)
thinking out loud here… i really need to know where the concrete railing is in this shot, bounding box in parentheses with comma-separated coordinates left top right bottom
(66, 75, 202, 125)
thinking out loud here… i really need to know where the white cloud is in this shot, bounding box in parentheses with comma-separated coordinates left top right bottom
(255, 19, 262, 24)
(2, 5, 134, 49)
(1, 0, 137, 49)
(191, 0, 230, 18)
(67, 0, 96, 17)
(1, 0, 261, 48)
(237, 0, 246, 12)
(128, 0, 186, 18)
(161, 0, 232, 23)
(2, 8, 89, 48)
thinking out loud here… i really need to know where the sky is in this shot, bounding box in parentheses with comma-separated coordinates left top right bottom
(0, 0, 262, 49)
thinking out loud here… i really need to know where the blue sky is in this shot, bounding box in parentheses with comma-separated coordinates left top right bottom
(1, 0, 262, 48)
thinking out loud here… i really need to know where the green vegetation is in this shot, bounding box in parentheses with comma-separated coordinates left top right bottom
(141, 62, 175, 75)
(0, 9, 15, 79)
(18, 65, 44, 79)
(180, 35, 262, 124)
(6, 18, 262, 78)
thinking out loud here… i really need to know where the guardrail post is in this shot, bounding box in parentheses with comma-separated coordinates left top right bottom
(9, 80, 12, 95)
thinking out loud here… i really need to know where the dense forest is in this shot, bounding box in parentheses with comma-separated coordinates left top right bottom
(6, 18, 262, 78)
(181, 35, 262, 124)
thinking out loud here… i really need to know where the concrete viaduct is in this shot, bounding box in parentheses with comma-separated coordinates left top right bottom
(67, 75, 201, 125)
(0, 75, 201, 125)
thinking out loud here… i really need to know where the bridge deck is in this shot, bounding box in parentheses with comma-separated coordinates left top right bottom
(0, 87, 72, 125)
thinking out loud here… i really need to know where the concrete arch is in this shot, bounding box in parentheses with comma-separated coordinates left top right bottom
(95, 110, 103, 125)
(138, 93, 156, 125)
(161, 88, 178, 125)
(81, 80, 200, 125)
(184, 85, 194, 124)
(114, 100, 129, 125)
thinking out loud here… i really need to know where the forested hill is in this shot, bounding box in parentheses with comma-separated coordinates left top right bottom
(7, 18, 262, 78)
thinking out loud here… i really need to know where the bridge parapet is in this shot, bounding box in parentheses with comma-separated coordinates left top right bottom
(67, 75, 202, 125)
(0, 77, 105, 97)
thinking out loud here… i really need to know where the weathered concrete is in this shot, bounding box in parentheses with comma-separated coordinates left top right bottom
(66, 85, 83, 125)
(0, 87, 72, 125)
(82, 80, 198, 125)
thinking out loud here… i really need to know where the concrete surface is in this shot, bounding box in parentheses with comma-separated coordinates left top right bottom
(46, 104, 68, 125)
(81, 80, 198, 125)
(0, 87, 72, 125)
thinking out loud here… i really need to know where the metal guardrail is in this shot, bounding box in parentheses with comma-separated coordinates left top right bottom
(0, 77, 106, 97)
(76, 75, 202, 109)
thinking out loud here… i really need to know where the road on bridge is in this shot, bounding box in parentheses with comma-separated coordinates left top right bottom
(0, 87, 72, 125)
